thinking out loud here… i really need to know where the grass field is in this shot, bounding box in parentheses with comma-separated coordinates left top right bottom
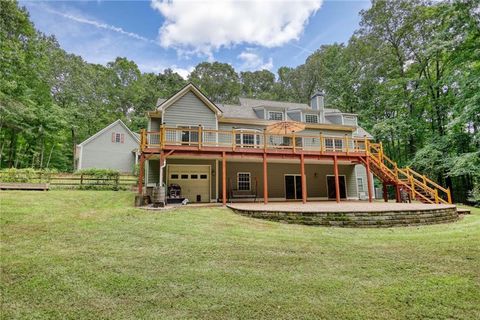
(1, 191, 479, 319)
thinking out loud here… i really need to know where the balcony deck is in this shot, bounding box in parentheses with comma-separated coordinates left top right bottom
(140, 127, 372, 160)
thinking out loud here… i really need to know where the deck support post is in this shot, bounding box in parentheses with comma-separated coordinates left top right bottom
(263, 153, 268, 204)
(382, 182, 388, 202)
(395, 184, 401, 203)
(222, 152, 227, 206)
(366, 156, 373, 203)
(300, 153, 307, 204)
(333, 155, 340, 203)
(138, 153, 145, 195)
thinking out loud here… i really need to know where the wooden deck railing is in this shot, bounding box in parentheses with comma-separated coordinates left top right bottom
(140, 127, 369, 154)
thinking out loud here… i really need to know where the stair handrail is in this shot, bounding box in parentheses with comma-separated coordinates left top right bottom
(406, 167, 450, 204)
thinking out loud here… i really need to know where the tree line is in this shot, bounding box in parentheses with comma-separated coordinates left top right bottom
(1, 0, 478, 202)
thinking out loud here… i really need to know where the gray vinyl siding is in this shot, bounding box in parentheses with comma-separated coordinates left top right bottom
(163, 91, 217, 129)
(80, 122, 137, 173)
(147, 159, 160, 185)
(355, 164, 375, 198)
(148, 118, 162, 145)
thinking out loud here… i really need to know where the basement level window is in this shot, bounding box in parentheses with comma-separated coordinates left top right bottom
(237, 173, 251, 191)
(268, 111, 283, 121)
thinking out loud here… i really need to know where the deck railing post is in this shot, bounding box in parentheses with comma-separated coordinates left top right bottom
(434, 189, 439, 204)
(198, 125, 202, 150)
(345, 134, 349, 155)
(320, 133, 324, 154)
(231, 129, 236, 151)
(447, 188, 452, 204)
(263, 129, 267, 152)
(364, 135, 369, 156)
(292, 131, 296, 153)
(160, 125, 166, 148)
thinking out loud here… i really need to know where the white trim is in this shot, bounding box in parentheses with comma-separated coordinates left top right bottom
(77, 145, 83, 171)
(237, 172, 251, 191)
(78, 119, 140, 146)
(325, 174, 348, 199)
(157, 83, 223, 116)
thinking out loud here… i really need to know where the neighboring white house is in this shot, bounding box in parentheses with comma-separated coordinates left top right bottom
(76, 120, 140, 173)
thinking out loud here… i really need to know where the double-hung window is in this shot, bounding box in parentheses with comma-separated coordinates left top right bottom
(237, 173, 251, 191)
(268, 111, 283, 121)
(325, 138, 343, 151)
(235, 130, 260, 148)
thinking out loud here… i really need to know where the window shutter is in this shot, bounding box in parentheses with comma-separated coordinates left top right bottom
(112, 132, 115, 142)
(121, 134, 125, 143)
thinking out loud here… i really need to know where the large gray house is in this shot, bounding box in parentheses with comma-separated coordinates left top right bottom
(76, 119, 139, 173)
(139, 83, 375, 203)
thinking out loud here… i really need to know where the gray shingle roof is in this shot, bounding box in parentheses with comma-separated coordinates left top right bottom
(217, 103, 259, 119)
(239, 97, 310, 110)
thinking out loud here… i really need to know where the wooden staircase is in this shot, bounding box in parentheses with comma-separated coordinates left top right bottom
(366, 142, 452, 204)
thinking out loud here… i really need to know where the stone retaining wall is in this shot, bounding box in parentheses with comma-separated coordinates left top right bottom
(229, 207, 459, 228)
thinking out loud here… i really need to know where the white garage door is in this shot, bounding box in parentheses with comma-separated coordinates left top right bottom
(167, 165, 210, 203)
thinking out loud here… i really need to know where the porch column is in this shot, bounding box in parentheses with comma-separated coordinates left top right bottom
(263, 153, 268, 204)
(382, 182, 388, 202)
(333, 155, 340, 203)
(366, 156, 373, 203)
(300, 153, 307, 204)
(222, 152, 227, 206)
(138, 153, 145, 195)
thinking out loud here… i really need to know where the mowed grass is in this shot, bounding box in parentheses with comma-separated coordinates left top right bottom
(1, 191, 479, 319)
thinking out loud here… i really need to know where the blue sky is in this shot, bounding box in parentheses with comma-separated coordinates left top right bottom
(20, 0, 371, 78)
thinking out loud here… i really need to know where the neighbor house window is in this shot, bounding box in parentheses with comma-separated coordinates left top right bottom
(305, 114, 319, 123)
(357, 178, 365, 192)
(268, 111, 283, 121)
(237, 173, 251, 191)
(112, 132, 124, 143)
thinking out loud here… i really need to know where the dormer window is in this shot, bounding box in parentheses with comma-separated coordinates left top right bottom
(305, 114, 319, 124)
(268, 111, 283, 121)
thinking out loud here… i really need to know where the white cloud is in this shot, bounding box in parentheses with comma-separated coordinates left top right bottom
(238, 50, 273, 71)
(42, 6, 156, 44)
(151, 0, 323, 56)
(172, 65, 194, 79)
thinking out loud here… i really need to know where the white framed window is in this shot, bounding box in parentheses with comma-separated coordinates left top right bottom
(357, 177, 365, 192)
(305, 114, 319, 123)
(325, 138, 343, 150)
(268, 111, 283, 121)
(235, 129, 261, 148)
(237, 172, 251, 191)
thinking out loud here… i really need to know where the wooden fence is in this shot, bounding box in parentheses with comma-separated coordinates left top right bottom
(0, 173, 138, 190)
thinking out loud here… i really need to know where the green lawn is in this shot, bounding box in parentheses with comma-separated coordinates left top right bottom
(1, 191, 479, 319)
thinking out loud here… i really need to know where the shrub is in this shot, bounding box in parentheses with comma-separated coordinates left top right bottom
(0, 168, 56, 183)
